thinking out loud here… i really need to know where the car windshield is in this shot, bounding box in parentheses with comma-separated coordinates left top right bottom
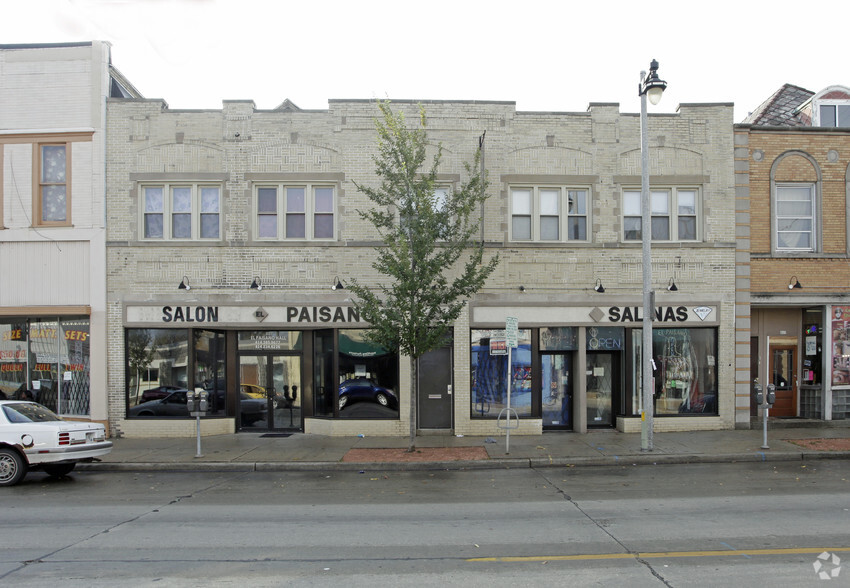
(3, 402, 62, 423)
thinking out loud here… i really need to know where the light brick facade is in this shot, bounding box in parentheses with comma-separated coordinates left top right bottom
(106, 97, 737, 438)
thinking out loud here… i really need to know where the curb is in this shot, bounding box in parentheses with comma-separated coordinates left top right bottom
(76, 451, 850, 473)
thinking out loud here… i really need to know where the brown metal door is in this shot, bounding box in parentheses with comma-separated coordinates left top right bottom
(769, 345, 796, 417)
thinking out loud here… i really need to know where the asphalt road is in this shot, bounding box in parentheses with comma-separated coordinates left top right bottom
(2, 461, 848, 587)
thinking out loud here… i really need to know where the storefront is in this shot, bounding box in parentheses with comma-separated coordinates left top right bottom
(121, 303, 404, 434)
(469, 302, 722, 433)
(0, 316, 91, 416)
(751, 305, 849, 421)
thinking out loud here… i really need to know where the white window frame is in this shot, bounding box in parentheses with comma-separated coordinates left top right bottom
(623, 187, 701, 242)
(775, 182, 817, 252)
(141, 183, 222, 241)
(509, 185, 589, 242)
(254, 183, 336, 241)
(815, 101, 850, 128)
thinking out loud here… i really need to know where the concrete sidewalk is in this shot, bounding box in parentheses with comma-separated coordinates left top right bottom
(80, 423, 850, 472)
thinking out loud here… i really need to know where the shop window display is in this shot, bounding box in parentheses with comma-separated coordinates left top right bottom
(337, 330, 399, 419)
(632, 328, 717, 416)
(0, 318, 90, 416)
(126, 329, 189, 413)
(470, 329, 532, 418)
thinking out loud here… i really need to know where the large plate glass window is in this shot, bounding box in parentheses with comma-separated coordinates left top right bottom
(337, 330, 399, 419)
(126, 329, 190, 416)
(0, 318, 90, 416)
(470, 329, 532, 418)
(631, 327, 718, 416)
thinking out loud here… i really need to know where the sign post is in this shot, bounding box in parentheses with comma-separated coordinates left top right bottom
(503, 317, 519, 454)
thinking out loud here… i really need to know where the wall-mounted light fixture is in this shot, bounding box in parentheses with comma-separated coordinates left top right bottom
(178, 276, 191, 291)
(788, 276, 802, 289)
(250, 277, 262, 291)
(594, 279, 605, 293)
(667, 278, 678, 292)
(332, 276, 344, 291)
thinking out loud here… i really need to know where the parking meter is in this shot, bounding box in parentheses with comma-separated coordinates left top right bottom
(766, 383, 776, 407)
(188, 389, 207, 459)
(753, 380, 763, 405)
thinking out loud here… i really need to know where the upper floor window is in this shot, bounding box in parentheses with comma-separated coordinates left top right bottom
(775, 183, 815, 251)
(510, 186, 588, 242)
(623, 188, 699, 241)
(35, 143, 71, 226)
(255, 184, 335, 240)
(142, 183, 221, 240)
(819, 104, 850, 127)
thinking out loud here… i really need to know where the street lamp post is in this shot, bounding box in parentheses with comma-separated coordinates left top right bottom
(639, 59, 667, 452)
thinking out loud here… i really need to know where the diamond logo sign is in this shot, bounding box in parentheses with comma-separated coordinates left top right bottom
(692, 306, 713, 321)
(813, 551, 841, 580)
(589, 307, 606, 322)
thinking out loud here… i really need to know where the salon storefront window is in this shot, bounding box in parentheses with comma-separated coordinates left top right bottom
(338, 330, 399, 419)
(195, 330, 226, 416)
(470, 329, 532, 418)
(631, 327, 718, 416)
(0, 318, 90, 416)
(126, 329, 190, 415)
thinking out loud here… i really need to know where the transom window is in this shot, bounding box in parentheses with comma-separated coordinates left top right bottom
(510, 186, 588, 242)
(775, 183, 816, 251)
(142, 183, 221, 240)
(623, 188, 699, 241)
(255, 184, 335, 240)
(36, 143, 71, 226)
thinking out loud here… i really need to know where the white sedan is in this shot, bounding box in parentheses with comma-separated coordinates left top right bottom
(0, 400, 112, 486)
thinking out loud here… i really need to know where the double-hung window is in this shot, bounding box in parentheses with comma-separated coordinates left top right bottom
(623, 188, 699, 241)
(510, 186, 588, 242)
(142, 183, 221, 240)
(255, 184, 335, 240)
(775, 183, 816, 251)
(36, 143, 70, 226)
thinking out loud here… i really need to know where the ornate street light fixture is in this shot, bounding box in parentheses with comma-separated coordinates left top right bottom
(639, 59, 667, 452)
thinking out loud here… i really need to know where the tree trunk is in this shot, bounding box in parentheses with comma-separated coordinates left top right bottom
(408, 355, 417, 452)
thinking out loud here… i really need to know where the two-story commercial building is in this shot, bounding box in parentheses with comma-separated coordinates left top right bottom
(736, 84, 850, 423)
(0, 42, 140, 430)
(105, 95, 737, 438)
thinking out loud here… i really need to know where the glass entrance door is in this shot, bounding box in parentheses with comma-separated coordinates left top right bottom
(239, 355, 301, 431)
(541, 353, 571, 429)
(586, 352, 615, 427)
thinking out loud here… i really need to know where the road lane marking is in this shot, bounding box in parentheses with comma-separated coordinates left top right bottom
(467, 547, 850, 563)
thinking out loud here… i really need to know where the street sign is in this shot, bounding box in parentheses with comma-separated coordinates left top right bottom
(505, 316, 518, 348)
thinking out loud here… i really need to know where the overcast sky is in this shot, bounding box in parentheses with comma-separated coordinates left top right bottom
(3, 0, 848, 122)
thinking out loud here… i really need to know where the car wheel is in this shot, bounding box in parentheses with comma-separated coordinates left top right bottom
(0, 448, 27, 487)
(338, 395, 348, 409)
(376, 393, 389, 406)
(43, 463, 76, 478)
